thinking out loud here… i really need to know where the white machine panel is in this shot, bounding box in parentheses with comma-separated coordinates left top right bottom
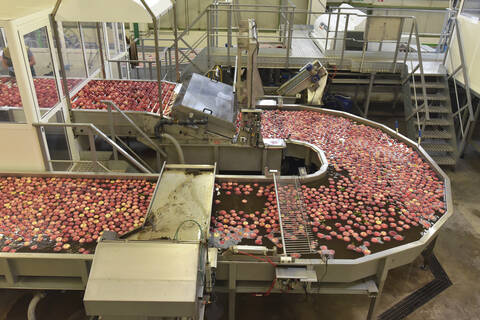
(84, 241, 200, 318)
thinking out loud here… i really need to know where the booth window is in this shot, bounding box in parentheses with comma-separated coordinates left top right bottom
(106, 23, 119, 58)
(57, 22, 86, 93)
(80, 22, 102, 77)
(0, 27, 26, 123)
(23, 27, 60, 110)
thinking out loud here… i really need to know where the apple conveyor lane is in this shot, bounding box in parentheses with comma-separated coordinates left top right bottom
(273, 173, 316, 257)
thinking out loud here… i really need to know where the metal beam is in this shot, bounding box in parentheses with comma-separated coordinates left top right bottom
(102, 100, 166, 170)
(139, 0, 163, 118)
(363, 73, 375, 118)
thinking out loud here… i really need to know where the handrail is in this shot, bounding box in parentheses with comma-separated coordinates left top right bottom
(106, 58, 157, 79)
(442, 16, 476, 158)
(101, 100, 167, 170)
(329, 6, 456, 14)
(33, 122, 152, 173)
(107, 59, 155, 64)
(114, 136, 156, 172)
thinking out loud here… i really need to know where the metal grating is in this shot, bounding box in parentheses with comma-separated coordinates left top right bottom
(431, 155, 456, 166)
(417, 106, 451, 114)
(70, 162, 109, 173)
(414, 118, 452, 126)
(378, 254, 452, 320)
(421, 142, 455, 153)
(422, 129, 453, 139)
(273, 175, 315, 256)
(410, 82, 445, 89)
(411, 94, 448, 101)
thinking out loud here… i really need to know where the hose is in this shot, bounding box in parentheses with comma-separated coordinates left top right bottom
(27, 292, 46, 320)
(160, 133, 185, 164)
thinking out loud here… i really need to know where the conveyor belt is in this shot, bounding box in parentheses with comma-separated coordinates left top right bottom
(274, 176, 315, 256)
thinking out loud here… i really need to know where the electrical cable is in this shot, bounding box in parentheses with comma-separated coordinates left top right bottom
(237, 250, 277, 267)
(264, 278, 277, 296)
(252, 278, 277, 297)
(174, 219, 211, 292)
(236, 250, 278, 297)
(318, 255, 329, 283)
(173, 219, 204, 240)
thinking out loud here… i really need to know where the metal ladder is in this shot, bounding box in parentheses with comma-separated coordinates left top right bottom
(406, 72, 458, 166)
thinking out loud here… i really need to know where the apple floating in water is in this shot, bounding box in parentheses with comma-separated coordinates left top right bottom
(260, 110, 445, 256)
(71, 80, 177, 115)
(209, 110, 446, 258)
(0, 78, 81, 108)
(0, 176, 156, 253)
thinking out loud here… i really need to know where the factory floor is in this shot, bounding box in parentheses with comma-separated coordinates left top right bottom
(0, 151, 478, 320)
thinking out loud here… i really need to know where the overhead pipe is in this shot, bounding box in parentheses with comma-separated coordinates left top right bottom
(172, 3, 180, 82)
(27, 292, 46, 320)
(139, 0, 163, 117)
(159, 133, 185, 164)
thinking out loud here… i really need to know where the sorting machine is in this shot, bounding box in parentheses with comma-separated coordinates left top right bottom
(0, 96, 452, 320)
(0, 17, 453, 320)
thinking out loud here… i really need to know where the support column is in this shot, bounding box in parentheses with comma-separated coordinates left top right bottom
(367, 257, 390, 320)
(228, 263, 237, 320)
(364, 73, 375, 118)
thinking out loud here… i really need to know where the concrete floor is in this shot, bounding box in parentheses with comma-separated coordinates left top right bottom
(0, 151, 478, 320)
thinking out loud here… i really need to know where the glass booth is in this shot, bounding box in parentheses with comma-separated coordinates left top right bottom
(0, 5, 71, 172)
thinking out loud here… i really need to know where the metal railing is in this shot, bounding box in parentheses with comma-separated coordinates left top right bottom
(101, 100, 166, 171)
(327, 6, 457, 52)
(33, 122, 153, 173)
(442, 16, 477, 159)
(107, 58, 159, 80)
(99, 3, 458, 83)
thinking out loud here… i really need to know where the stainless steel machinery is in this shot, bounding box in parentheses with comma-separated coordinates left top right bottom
(0, 102, 452, 320)
(0, 4, 456, 320)
(173, 73, 236, 138)
(276, 60, 328, 105)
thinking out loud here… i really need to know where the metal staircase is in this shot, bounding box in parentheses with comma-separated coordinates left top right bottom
(74, 151, 134, 173)
(405, 72, 458, 166)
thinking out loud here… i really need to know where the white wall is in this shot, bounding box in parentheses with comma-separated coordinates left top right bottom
(0, 124, 45, 172)
(447, 14, 480, 95)
(158, 0, 310, 30)
(371, 10, 447, 37)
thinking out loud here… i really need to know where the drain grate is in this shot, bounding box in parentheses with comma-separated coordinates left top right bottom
(378, 254, 452, 320)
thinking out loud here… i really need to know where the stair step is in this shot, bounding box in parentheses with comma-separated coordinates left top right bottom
(79, 151, 113, 161)
(333, 78, 401, 85)
(70, 162, 109, 173)
(411, 94, 448, 101)
(431, 155, 456, 166)
(422, 129, 453, 139)
(421, 143, 455, 152)
(418, 106, 451, 114)
(103, 160, 130, 173)
(410, 82, 445, 89)
(414, 118, 452, 126)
